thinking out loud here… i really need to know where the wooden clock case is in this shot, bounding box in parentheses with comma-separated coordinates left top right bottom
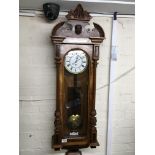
(51, 4, 105, 153)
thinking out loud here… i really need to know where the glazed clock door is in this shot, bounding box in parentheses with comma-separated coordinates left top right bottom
(63, 49, 89, 142)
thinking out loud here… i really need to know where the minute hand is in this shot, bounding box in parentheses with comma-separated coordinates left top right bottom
(75, 56, 80, 63)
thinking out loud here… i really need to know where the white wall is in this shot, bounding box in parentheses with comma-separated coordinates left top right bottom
(19, 14, 135, 155)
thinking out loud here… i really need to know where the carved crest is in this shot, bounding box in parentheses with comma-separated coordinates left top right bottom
(51, 4, 105, 44)
(66, 4, 92, 21)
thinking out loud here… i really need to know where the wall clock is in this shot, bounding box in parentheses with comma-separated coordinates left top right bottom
(51, 4, 105, 155)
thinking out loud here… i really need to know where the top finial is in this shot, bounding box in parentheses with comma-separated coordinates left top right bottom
(66, 4, 92, 21)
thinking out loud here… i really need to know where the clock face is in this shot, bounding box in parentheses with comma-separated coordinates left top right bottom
(64, 50, 88, 74)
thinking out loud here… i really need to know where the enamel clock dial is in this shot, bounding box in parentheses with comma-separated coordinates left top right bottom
(64, 50, 88, 74)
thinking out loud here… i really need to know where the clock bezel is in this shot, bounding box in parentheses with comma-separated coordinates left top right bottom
(64, 49, 88, 75)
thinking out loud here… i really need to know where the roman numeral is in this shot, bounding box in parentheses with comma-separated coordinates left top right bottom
(83, 63, 86, 66)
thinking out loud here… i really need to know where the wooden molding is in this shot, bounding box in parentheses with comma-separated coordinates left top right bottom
(66, 4, 92, 21)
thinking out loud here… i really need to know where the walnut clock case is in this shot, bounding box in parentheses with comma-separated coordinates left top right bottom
(51, 4, 105, 152)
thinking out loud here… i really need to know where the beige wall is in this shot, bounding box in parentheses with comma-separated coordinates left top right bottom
(19, 14, 135, 155)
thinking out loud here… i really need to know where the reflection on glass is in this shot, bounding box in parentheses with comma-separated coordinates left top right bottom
(66, 87, 81, 130)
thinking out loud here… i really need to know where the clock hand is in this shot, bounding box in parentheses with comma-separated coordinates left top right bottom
(71, 56, 78, 66)
(71, 56, 77, 65)
(75, 56, 78, 63)
(75, 56, 80, 65)
(71, 56, 81, 66)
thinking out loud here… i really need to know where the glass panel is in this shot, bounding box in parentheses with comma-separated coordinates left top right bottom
(64, 61, 89, 138)
(66, 87, 81, 130)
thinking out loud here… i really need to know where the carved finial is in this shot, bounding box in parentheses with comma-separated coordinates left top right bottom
(66, 4, 92, 21)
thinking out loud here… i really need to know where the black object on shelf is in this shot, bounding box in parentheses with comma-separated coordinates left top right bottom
(43, 3, 60, 21)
